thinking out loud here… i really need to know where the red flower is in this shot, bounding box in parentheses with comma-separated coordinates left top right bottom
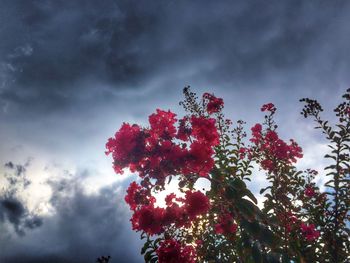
(156, 239, 196, 263)
(105, 123, 145, 174)
(301, 223, 320, 241)
(288, 139, 303, 161)
(163, 203, 190, 228)
(125, 182, 155, 211)
(184, 190, 210, 219)
(238, 147, 246, 159)
(185, 141, 215, 177)
(215, 213, 237, 235)
(261, 103, 276, 113)
(131, 205, 165, 235)
(261, 159, 275, 172)
(250, 123, 262, 144)
(304, 186, 315, 197)
(281, 212, 299, 233)
(265, 130, 279, 142)
(249, 124, 303, 172)
(149, 109, 177, 139)
(165, 193, 177, 206)
(190, 116, 220, 146)
(195, 240, 203, 247)
(251, 123, 262, 133)
(203, 93, 224, 114)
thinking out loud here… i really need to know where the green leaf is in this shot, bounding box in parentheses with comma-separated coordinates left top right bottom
(154, 238, 162, 246)
(241, 232, 252, 249)
(244, 188, 258, 204)
(144, 251, 154, 262)
(236, 199, 257, 220)
(225, 185, 239, 199)
(230, 178, 247, 191)
(241, 219, 260, 236)
(259, 226, 277, 247)
(281, 253, 290, 263)
(141, 241, 150, 255)
(324, 154, 337, 160)
(260, 186, 271, 195)
(252, 242, 263, 263)
(265, 253, 281, 263)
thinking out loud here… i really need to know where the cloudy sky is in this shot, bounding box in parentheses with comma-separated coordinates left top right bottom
(0, 1, 350, 262)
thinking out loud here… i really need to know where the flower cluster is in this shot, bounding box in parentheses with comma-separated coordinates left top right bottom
(105, 89, 338, 263)
(105, 93, 225, 262)
(106, 109, 220, 184)
(279, 211, 299, 233)
(105, 123, 145, 174)
(249, 124, 303, 172)
(203, 93, 224, 114)
(156, 239, 197, 263)
(304, 185, 316, 197)
(300, 223, 320, 241)
(128, 187, 210, 235)
(215, 213, 237, 235)
(261, 103, 276, 113)
(125, 181, 155, 210)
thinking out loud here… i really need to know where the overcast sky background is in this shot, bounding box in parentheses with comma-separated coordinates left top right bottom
(1, 1, 350, 262)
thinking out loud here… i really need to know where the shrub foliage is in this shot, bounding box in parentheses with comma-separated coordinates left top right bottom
(106, 87, 350, 263)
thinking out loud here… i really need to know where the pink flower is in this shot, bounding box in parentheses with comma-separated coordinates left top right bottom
(149, 109, 177, 139)
(261, 103, 276, 113)
(304, 186, 315, 197)
(125, 182, 155, 210)
(301, 223, 320, 241)
(190, 116, 220, 146)
(184, 190, 210, 219)
(131, 205, 165, 235)
(105, 123, 145, 174)
(203, 93, 224, 114)
(215, 213, 237, 235)
(156, 239, 196, 263)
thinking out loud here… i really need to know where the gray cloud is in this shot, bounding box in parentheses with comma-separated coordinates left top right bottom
(1, 1, 350, 262)
(0, 165, 142, 263)
(0, 161, 42, 236)
(1, 0, 350, 116)
(5, 160, 30, 179)
(0, 197, 43, 236)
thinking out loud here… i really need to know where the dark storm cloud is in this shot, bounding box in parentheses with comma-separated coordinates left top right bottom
(0, 0, 163, 114)
(1, 161, 42, 236)
(0, 196, 43, 236)
(1, 0, 350, 115)
(1, 2, 350, 261)
(0, 169, 142, 263)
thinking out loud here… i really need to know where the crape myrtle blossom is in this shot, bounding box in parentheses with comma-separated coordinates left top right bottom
(106, 109, 220, 185)
(125, 181, 155, 211)
(215, 212, 237, 235)
(261, 103, 276, 113)
(280, 212, 299, 233)
(184, 190, 210, 219)
(304, 185, 316, 197)
(301, 223, 320, 241)
(156, 239, 196, 263)
(105, 88, 341, 262)
(249, 123, 303, 173)
(105, 123, 145, 174)
(127, 188, 210, 235)
(106, 92, 222, 262)
(203, 92, 224, 114)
